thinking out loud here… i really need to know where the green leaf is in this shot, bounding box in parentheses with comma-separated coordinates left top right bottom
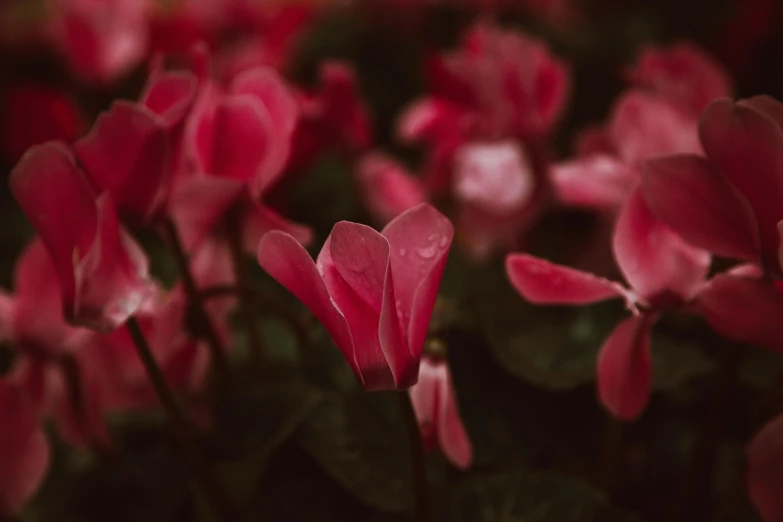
(451, 471, 627, 522)
(296, 391, 412, 513)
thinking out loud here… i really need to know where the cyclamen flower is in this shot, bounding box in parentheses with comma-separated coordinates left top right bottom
(642, 95, 783, 277)
(0, 379, 50, 516)
(505, 189, 711, 419)
(49, 0, 150, 83)
(10, 142, 153, 332)
(257, 204, 453, 391)
(409, 355, 472, 469)
(356, 152, 428, 226)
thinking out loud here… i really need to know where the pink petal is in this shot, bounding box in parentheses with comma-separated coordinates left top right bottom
(397, 98, 463, 144)
(433, 360, 473, 469)
(409, 360, 438, 440)
(189, 85, 275, 182)
(505, 253, 626, 305)
(329, 222, 414, 387)
(74, 101, 170, 221)
(693, 274, 783, 353)
(140, 70, 199, 128)
(242, 202, 313, 254)
(231, 67, 299, 196)
(779, 221, 783, 274)
(549, 154, 636, 210)
(613, 188, 710, 305)
(0, 380, 50, 515)
(257, 231, 358, 381)
(642, 154, 761, 262)
(10, 143, 97, 302)
(11, 240, 84, 356)
(74, 195, 153, 331)
(382, 204, 454, 363)
(609, 91, 702, 167)
(748, 411, 783, 522)
(168, 176, 245, 251)
(319, 62, 373, 153)
(453, 141, 536, 217)
(739, 95, 783, 132)
(356, 152, 428, 226)
(597, 315, 653, 420)
(700, 98, 783, 270)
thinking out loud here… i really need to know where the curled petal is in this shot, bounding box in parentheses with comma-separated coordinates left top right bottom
(140, 70, 199, 128)
(242, 202, 312, 254)
(75, 101, 170, 221)
(257, 232, 358, 382)
(549, 154, 636, 210)
(642, 154, 760, 263)
(505, 254, 627, 305)
(0, 380, 50, 515)
(383, 204, 454, 364)
(748, 412, 783, 522)
(613, 188, 710, 304)
(700, 98, 783, 270)
(597, 315, 653, 420)
(694, 274, 783, 352)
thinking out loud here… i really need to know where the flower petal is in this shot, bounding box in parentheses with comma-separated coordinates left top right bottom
(242, 202, 313, 254)
(505, 253, 626, 305)
(693, 274, 783, 353)
(549, 154, 636, 210)
(382, 204, 454, 362)
(642, 154, 760, 262)
(74, 101, 170, 221)
(613, 188, 710, 304)
(256, 231, 359, 382)
(748, 412, 783, 522)
(356, 152, 428, 226)
(597, 315, 653, 420)
(140, 70, 198, 128)
(0, 380, 50, 515)
(700, 98, 783, 269)
(434, 360, 473, 469)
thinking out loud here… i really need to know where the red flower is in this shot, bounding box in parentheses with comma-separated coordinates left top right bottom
(409, 356, 472, 469)
(0, 379, 50, 516)
(642, 96, 783, 276)
(0, 84, 83, 164)
(49, 0, 150, 83)
(257, 204, 453, 391)
(356, 152, 428, 226)
(10, 142, 154, 332)
(626, 43, 733, 115)
(505, 189, 710, 419)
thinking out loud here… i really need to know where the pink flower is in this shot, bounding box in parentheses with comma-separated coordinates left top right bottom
(10, 142, 154, 332)
(356, 152, 428, 226)
(0, 379, 50, 516)
(549, 90, 702, 210)
(452, 141, 544, 260)
(627, 43, 733, 115)
(257, 204, 453, 391)
(186, 65, 299, 199)
(409, 356, 472, 469)
(49, 0, 150, 83)
(505, 189, 710, 419)
(0, 84, 83, 163)
(642, 96, 783, 276)
(749, 411, 783, 522)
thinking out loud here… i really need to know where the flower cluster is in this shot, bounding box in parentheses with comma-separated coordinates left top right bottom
(1, 0, 782, 521)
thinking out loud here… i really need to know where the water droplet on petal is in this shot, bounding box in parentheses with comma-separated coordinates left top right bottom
(416, 245, 436, 259)
(399, 248, 407, 256)
(438, 236, 448, 248)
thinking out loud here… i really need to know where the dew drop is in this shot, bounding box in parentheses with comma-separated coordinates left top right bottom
(438, 236, 448, 248)
(399, 248, 407, 256)
(416, 245, 436, 259)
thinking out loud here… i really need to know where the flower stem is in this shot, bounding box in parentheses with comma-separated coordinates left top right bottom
(126, 317, 237, 522)
(397, 392, 429, 522)
(224, 208, 267, 377)
(161, 217, 231, 379)
(600, 417, 625, 497)
(668, 340, 745, 522)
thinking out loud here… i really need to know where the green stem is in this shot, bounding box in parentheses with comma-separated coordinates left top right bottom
(127, 318, 237, 522)
(668, 341, 745, 522)
(398, 392, 429, 522)
(161, 217, 231, 379)
(224, 208, 267, 377)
